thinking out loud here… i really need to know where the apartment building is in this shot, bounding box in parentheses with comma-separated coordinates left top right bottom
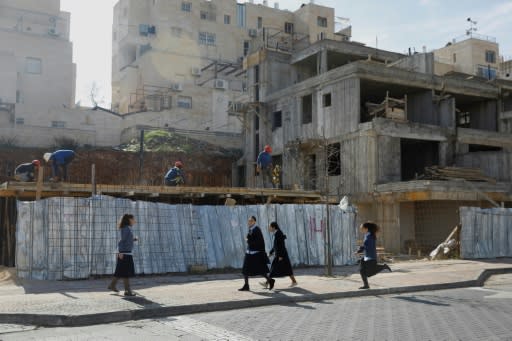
(111, 0, 346, 137)
(241, 19, 512, 253)
(434, 33, 502, 79)
(0, 0, 127, 147)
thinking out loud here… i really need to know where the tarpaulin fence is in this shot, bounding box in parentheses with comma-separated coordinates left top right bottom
(16, 196, 357, 280)
(460, 207, 512, 259)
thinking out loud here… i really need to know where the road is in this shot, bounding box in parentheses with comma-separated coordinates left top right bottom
(1, 274, 512, 341)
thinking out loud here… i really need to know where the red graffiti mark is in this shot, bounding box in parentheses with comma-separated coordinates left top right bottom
(309, 217, 325, 239)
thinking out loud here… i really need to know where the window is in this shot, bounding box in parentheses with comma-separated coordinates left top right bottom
(51, 121, 66, 128)
(254, 65, 259, 83)
(477, 65, 497, 79)
(243, 41, 249, 56)
(323, 93, 331, 107)
(327, 143, 341, 176)
(272, 111, 282, 130)
(200, 11, 208, 20)
(302, 94, 313, 124)
(139, 24, 155, 36)
(317, 16, 327, 27)
(16, 90, 21, 103)
(224, 15, 230, 24)
(485, 50, 496, 63)
(236, 4, 246, 27)
(257, 17, 262, 29)
(123, 8, 128, 17)
(15, 117, 24, 125)
(457, 111, 470, 128)
(181, 2, 191, 12)
(113, 31, 117, 41)
(453, 53, 456, 63)
(162, 96, 172, 109)
(198, 32, 216, 46)
(25, 57, 42, 74)
(284, 22, 294, 34)
(177, 96, 192, 108)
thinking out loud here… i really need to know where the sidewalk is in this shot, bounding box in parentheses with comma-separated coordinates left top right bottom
(0, 258, 511, 327)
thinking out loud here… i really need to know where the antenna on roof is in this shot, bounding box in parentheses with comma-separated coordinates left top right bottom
(466, 17, 477, 36)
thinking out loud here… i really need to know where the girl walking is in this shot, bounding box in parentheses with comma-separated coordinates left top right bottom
(108, 214, 138, 296)
(262, 221, 297, 290)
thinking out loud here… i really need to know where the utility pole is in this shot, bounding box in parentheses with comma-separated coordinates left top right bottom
(139, 129, 144, 184)
(323, 133, 333, 276)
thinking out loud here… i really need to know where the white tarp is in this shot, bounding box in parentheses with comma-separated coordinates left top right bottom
(16, 196, 357, 280)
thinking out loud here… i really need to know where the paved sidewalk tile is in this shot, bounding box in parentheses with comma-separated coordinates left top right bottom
(0, 259, 511, 326)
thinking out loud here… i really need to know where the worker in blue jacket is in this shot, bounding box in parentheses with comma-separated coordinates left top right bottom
(44, 150, 75, 182)
(164, 161, 185, 186)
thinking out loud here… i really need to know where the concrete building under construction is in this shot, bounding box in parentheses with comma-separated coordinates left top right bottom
(239, 25, 512, 254)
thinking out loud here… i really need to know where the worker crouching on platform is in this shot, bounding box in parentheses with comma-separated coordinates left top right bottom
(14, 160, 40, 182)
(43, 149, 76, 182)
(164, 161, 185, 186)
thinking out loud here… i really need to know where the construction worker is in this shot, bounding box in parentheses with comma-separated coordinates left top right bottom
(164, 161, 185, 186)
(256, 145, 273, 188)
(43, 149, 75, 182)
(14, 160, 40, 182)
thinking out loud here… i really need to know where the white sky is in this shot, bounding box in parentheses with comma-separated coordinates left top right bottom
(61, 0, 512, 108)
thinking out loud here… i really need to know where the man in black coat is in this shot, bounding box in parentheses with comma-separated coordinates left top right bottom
(239, 216, 273, 291)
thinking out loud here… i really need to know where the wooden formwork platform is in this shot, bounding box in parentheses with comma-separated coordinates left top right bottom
(0, 182, 323, 204)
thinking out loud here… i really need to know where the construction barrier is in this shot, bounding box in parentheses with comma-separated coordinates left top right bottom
(16, 196, 357, 280)
(460, 207, 512, 259)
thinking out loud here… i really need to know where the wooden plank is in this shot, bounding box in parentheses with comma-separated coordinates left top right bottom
(35, 167, 44, 200)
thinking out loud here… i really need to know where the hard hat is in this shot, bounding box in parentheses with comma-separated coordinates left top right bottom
(31, 160, 41, 167)
(264, 145, 272, 153)
(43, 153, 52, 162)
(175, 161, 183, 168)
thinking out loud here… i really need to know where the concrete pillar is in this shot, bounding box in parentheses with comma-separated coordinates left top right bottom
(317, 49, 328, 75)
(399, 202, 415, 253)
(376, 201, 400, 253)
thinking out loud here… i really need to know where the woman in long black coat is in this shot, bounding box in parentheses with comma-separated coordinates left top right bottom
(266, 221, 297, 290)
(239, 216, 272, 291)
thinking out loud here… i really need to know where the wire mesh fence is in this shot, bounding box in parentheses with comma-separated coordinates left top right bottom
(16, 196, 357, 280)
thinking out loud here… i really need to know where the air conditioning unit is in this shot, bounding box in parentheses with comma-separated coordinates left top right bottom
(248, 29, 257, 37)
(191, 67, 202, 76)
(171, 83, 183, 91)
(48, 28, 59, 36)
(214, 79, 228, 90)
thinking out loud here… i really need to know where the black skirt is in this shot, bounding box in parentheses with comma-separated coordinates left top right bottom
(242, 252, 269, 276)
(359, 259, 385, 278)
(114, 254, 135, 278)
(269, 253, 294, 277)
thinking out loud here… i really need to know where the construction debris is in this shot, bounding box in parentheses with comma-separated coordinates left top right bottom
(429, 225, 460, 260)
(420, 166, 496, 183)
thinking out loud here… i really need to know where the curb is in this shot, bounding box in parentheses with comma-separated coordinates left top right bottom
(1, 267, 511, 327)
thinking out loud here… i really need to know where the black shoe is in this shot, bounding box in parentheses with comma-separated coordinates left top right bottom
(268, 278, 275, 290)
(384, 264, 392, 272)
(238, 284, 250, 291)
(124, 291, 136, 296)
(359, 286, 370, 290)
